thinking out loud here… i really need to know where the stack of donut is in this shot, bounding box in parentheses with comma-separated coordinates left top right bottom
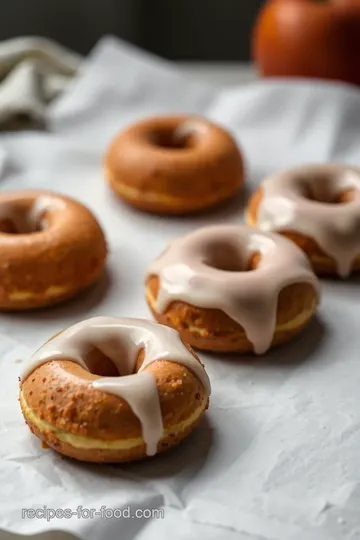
(12, 113, 358, 463)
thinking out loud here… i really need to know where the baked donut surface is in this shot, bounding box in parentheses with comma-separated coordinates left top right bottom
(104, 115, 244, 214)
(0, 190, 107, 309)
(246, 164, 360, 277)
(146, 225, 319, 354)
(19, 317, 210, 463)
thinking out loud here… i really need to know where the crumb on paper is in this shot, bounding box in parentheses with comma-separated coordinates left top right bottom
(14, 359, 22, 364)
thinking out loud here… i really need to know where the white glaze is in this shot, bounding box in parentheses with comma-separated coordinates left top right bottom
(256, 164, 360, 277)
(147, 225, 319, 354)
(0, 194, 64, 233)
(21, 317, 210, 456)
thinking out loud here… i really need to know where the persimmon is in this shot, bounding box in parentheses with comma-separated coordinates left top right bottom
(253, 0, 360, 87)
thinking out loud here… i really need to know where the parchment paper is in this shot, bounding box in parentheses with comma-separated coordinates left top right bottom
(1, 36, 360, 540)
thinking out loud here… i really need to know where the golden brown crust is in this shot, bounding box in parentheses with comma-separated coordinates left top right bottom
(20, 343, 209, 462)
(22, 410, 205, 463)
(0, 190, 107, 309)
(247, 188, 360, 276)
(104, 115, 244, 215)
(145, 271, 317, 353)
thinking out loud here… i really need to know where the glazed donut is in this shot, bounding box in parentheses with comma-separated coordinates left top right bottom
(246, 164, 360, 277)
(0, 190, 107, 309)
(19, 317, 210, 463)
(104, 115, 244, 214)
(145, 225, 319, 354)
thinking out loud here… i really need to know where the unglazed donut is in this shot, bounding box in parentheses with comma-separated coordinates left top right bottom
(0, 190, 107, 309)
(247, 164, 360, 277)
(19, 317, 210, 463)
(104, 115, 244, 214)
(145, 225, 319, 354)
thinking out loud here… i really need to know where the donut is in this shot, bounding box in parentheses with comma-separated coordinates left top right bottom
(145, 225, 319, 354)
(0, 190, 107, 309)
(104, 115, 244, 215)
(19, 317, 210, 463)
(246, 164, 360, 277)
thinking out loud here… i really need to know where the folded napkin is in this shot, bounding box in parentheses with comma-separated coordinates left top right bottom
(0, 36, 81, 129)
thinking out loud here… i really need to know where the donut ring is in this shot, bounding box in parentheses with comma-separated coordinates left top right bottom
(19, 317, 210, 463)
(104, 115, 244, 215)
(0, 190, 107, 309)
(145, 225, 319, 354)
(247, 164, 360, 277)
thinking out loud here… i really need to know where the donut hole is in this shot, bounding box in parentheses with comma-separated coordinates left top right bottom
(0, 217, 43, 234)
(150, 127, 197, 151)
(301, 179, 354, 205)
(81, 346, 145, 377)
(0, 219, 20, 234)
(82, 348, 121, 377)
(0, 203, 44, 234)
(204, 241, 254, 272)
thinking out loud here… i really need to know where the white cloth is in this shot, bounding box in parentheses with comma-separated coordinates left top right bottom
(1, 36, 360, 540)
(0, 36, 81, 127)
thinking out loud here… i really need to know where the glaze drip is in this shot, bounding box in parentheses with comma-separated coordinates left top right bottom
(256, 164, 360, 277)
(21, 317, 210, 456)
(147, 225, 319, 354)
